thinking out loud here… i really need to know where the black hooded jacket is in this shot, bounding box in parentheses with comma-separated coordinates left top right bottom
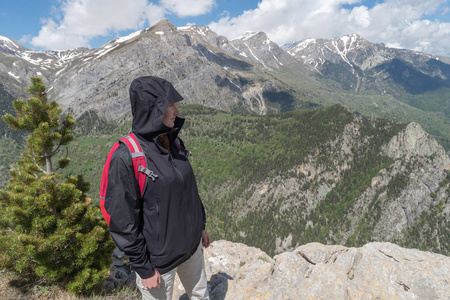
(104, 76, 206, 279)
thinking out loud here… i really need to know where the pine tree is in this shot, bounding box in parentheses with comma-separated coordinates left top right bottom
(0, 77, 115, 294)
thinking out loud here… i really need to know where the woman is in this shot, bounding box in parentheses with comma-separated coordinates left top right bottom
(104, 76, 210, 299)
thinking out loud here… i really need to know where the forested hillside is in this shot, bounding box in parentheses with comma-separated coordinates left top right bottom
(181, 105, 406, 254)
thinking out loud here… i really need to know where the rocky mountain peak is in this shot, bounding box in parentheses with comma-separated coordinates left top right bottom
(44, 48, 91, 61)
(0, 35, 90, 72)
(178, 24, 225, 48)
(233, 31, 260, 41)
(225, 30, 300, 70)
(93, 19, 179, 54)
(178, 24, 216, 38)
(384, 122, 449, 162)
(330, 33, 367, 54)
(0, 35, 27, 56)
(285, 33, 376, 68)
(147, 18, 178, 35)
(106, 30, 143, 47)
(292, 33, 365, 53)
(232, 31, 275, 47)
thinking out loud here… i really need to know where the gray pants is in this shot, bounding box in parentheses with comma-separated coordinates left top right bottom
(136, 242, 209, 300)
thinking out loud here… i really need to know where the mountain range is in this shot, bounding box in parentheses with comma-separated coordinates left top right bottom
(0, 19, 449, 258)
(1, 18, 449, 149)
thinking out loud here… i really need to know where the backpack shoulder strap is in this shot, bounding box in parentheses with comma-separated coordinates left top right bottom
(99, 140, 121, 226)
(174, 136, 192, 157)
(119, 133, 153, 196)
(99, 133, 158, 226)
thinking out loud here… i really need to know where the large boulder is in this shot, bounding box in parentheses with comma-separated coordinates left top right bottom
(172, 240, 450, 299)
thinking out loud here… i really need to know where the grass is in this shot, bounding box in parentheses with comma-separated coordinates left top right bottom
(0, 269, 140, 300)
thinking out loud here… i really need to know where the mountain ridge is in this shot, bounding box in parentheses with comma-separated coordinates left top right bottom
(4, 18, 449, 149)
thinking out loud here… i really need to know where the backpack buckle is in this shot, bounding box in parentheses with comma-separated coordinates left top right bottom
(138, 165, 159, 182)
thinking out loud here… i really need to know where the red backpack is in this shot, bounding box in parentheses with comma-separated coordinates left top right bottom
(99, 133, 158, 226)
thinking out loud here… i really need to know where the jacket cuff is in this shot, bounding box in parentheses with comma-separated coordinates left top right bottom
(133, 263, 155, 279)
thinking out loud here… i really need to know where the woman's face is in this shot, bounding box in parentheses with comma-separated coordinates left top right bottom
(162, 103, 180, 128)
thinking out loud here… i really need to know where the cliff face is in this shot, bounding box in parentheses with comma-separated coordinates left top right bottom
(172, 240, 450, 299)
(200, 111, 449, 256)
(343, 121, 450, 247)
(372, 122, 450, 241)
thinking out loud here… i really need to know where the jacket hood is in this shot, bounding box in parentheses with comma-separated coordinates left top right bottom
(129, 76, 183, 139)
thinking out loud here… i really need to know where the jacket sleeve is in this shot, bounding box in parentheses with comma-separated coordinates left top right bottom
(105, 144, 155, 279)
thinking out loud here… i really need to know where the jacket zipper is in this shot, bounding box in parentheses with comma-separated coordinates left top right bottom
(156, 200, 160, 243)
(169, 153, 193, 236)
(169, 153, 183, 192)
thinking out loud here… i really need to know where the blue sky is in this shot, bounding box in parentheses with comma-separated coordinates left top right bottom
(1, 0, 449, 57)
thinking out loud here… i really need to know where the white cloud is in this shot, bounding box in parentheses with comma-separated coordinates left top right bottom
(31, 18, 91, 50)
(28, 0, 450, 57)
(144, 3, 167, 25)
(61, 0, 148, 36)
(31, 0, 149, 49)
(30, 0, 215, 50)
(348, 6, 371, 28)
(209, 0, 450, 57)
(386, 19, 450, 55)
(160, 0, 215, 17)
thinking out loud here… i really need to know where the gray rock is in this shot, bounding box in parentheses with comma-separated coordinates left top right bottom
(106, 247, 135, 290)
(171, 240, 450, 299)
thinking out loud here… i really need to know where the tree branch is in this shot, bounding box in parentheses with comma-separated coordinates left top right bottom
(29, 149, 49, 174)
(53, 147, 69, 173)
(49, 142, 62, 157)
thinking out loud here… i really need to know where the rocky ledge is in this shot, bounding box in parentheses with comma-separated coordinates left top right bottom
(172, 240, 449, 299)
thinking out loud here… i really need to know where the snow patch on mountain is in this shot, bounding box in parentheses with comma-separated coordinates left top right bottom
(0, 35, 20, 51)
(234, 31, 259, 41)
(8, 71, 20, 80)
(114, 30, 142, 44)
(178, 25, 211, 38)
(244, 42, 268, 69)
